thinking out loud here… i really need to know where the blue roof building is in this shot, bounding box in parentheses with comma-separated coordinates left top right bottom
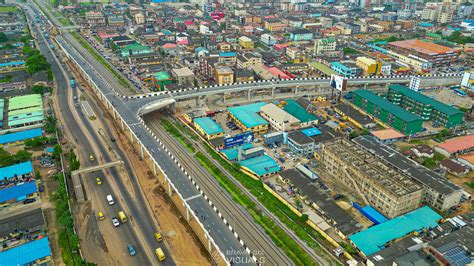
(0, 182, 38, 204)
(301, 127, 322, 137)
(0, 237, 51, 265)
(193, 117, 224, 140)
(349, 206, 442, 256)
(0, 128, 43, 146)
(0, 161, 34, 180)
(228, 102, 268, 134)
(0, 61, 25, 69)
(219, 52, 237, 57)
(240, 155, 281, 177)
(221, 143, 253, 160)
(331, 61, 361, 77)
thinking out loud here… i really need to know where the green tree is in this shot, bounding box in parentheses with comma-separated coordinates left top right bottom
(300, 214, 309, 223)
(343, 47, 359, 55)
(13, 150, 32, 163)
(32, 85, 52, 95)
(422, 158, 437, 169)
(24, 136, 49, 148)
(35, 169, 42, 179)
(0, 148, 14, 167)
(44, 115, 58, 133)
(53, 144, 62, 160)
(0, 32, 7, 42)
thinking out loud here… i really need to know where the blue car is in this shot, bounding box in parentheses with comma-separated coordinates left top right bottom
(127, 244, 136, 256)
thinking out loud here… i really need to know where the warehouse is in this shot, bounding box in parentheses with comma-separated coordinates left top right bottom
(387, 84, 464, 128)
(321, 138, 425, 219)
(260, 103, 300, 132)
(387, 39, 459, 67)
(240, 155, 281, 178)
(0, 237, 51, 265)
(334, 103, 377, 129)
(193, 117, 224, 140)
(353, 136, 463, 212)
(7, 94, 44, 129)
(283, 99, 318, 128)
(0, 128, 43, 147)
(227, 102, 269, 134)
(352, 90, 423, 134)
(434, 135, 474, 157)
(349, 206, 442, 256)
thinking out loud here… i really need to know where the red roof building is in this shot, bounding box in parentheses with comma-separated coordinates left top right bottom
(434, 135, 474, 157)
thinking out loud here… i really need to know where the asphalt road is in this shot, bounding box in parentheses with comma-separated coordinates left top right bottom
(55, 29, 258, 265)
(23, 2, 172, 265)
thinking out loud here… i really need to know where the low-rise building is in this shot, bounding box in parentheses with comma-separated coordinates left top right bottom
(214, 66, 234, 85)
(331, 61, 361, 77)
(321, 138, 425, 219)
(314, 38, 337, 56)
(239, 36, 254, 50)
(388, 84, 464, 128)
(260, 103, 300, 132)
(439, 159, 470, 177)
(227, 102, 268, 134)
(435, 135, 474, 157)
(356, 56, 382, 76)
(193, 117, 224, 140)
(260, 33, 276, 46)
(172, 67, 194, 85)
(7, 94, 44, 129)
(288, 131, 316, 156)
(289, 29, 314, 42)
(234, 69, 254, 83)
(353, 136, 463, 212)
(236, 52, 262, 69)
(85, 11, 106, 28)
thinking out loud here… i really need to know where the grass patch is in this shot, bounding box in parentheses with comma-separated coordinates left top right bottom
(160, 119, 195, 153)
(70, 31, 130, 89)
(465, 182, 474, 189)
(0, 6, 17, 12)
(195, 152, 316, 265)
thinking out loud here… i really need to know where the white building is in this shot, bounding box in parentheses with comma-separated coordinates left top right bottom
(260, 103, 300, 132)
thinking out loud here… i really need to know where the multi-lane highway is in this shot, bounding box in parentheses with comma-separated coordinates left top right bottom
(22, 2, 174, 264)
(47, 11, 268, 266)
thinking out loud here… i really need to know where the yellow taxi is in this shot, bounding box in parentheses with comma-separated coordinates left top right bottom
(89, 155, 95, 161)
(96, 177, 102, 185)
(98, 212, 105, 221)
(154, 232, 162, 242)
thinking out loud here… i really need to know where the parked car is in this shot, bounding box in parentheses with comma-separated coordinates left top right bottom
(127, 244, 136, 256)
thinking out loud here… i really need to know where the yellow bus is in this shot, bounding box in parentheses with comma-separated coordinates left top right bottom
(118, 211, 127, 223)
(155, 248, 166, 261)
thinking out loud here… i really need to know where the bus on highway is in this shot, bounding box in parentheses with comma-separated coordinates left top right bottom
(155, 248, 166, 261)
(118, 211, 127, 223)
(454, 89, 467, 97)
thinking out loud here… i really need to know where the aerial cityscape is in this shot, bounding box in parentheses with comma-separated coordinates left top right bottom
(0, 0, 472, 265)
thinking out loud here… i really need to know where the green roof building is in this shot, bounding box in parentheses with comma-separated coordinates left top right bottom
(7, 94, 44, 128)
(153, 71, 173, 90)
(352, 90, 423, 134)
(387, 84, 464, 128)
(120, 43, 153, 58)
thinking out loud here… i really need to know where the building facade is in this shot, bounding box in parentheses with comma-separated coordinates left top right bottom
(321, 138, 424, 219)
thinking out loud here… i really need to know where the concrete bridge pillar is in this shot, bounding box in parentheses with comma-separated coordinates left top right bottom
(140, 145, 144, 159)
(168, 181, 172, 195)
(208, 236, 212, 251)
(170, 102, 176, 114)
(153, 163, 157, 175)
(271, 87, 275, 98)
(186, 207, 190, 221)
(121, 120, 125, 130)
(130, 131, 134, 143)
(248, 89, 252, 100)
(295, 86, 299, 94)
(364, 83, 368, 90)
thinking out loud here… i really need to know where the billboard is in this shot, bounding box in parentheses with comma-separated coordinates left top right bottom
(224, 131, 254, 149)
(330, 74, 348, 92)
(461, 72, 473, 89)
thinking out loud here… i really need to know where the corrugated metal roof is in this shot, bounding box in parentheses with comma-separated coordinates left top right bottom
(0, 128, 43, 145)
(349, 206, 441, 255)
(283, 99, 318, 123)
(353, 90, 422, 122)
(240, 155, 281, 176)
(228, 102, 268, 128)
(194, 117, 223, 135)
(0, 182, 37, 203)
(0, 237, 51, 265)
(0, 161, 33, 179)
(8, 94, 42, 111)
(388, 84, 463, 116)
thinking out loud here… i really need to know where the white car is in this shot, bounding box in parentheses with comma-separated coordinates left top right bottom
(112, 217, 120, 227)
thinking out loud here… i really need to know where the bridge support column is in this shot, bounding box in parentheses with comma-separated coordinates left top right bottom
(186, 207, 190, 221)
(295, 86, 299, 94)
(130, 131, 134, 143)
(170, 102, 176, 114)
(248, 89, 252, 100)
(153, 163, 157, 175)
(271, 87, 275, 98)
(140, 145, 144, 159)
(168, 181, 172, 195)
(208, 236, 212, 251)
(364, 83, 368, 90)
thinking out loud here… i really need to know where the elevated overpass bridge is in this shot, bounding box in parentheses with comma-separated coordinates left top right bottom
(119, 73, 462, 115)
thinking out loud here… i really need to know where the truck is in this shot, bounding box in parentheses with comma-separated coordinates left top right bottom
(70, 79, 76, 89)
(155, 248, 166, 261)
(118, 211, 127, 223)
